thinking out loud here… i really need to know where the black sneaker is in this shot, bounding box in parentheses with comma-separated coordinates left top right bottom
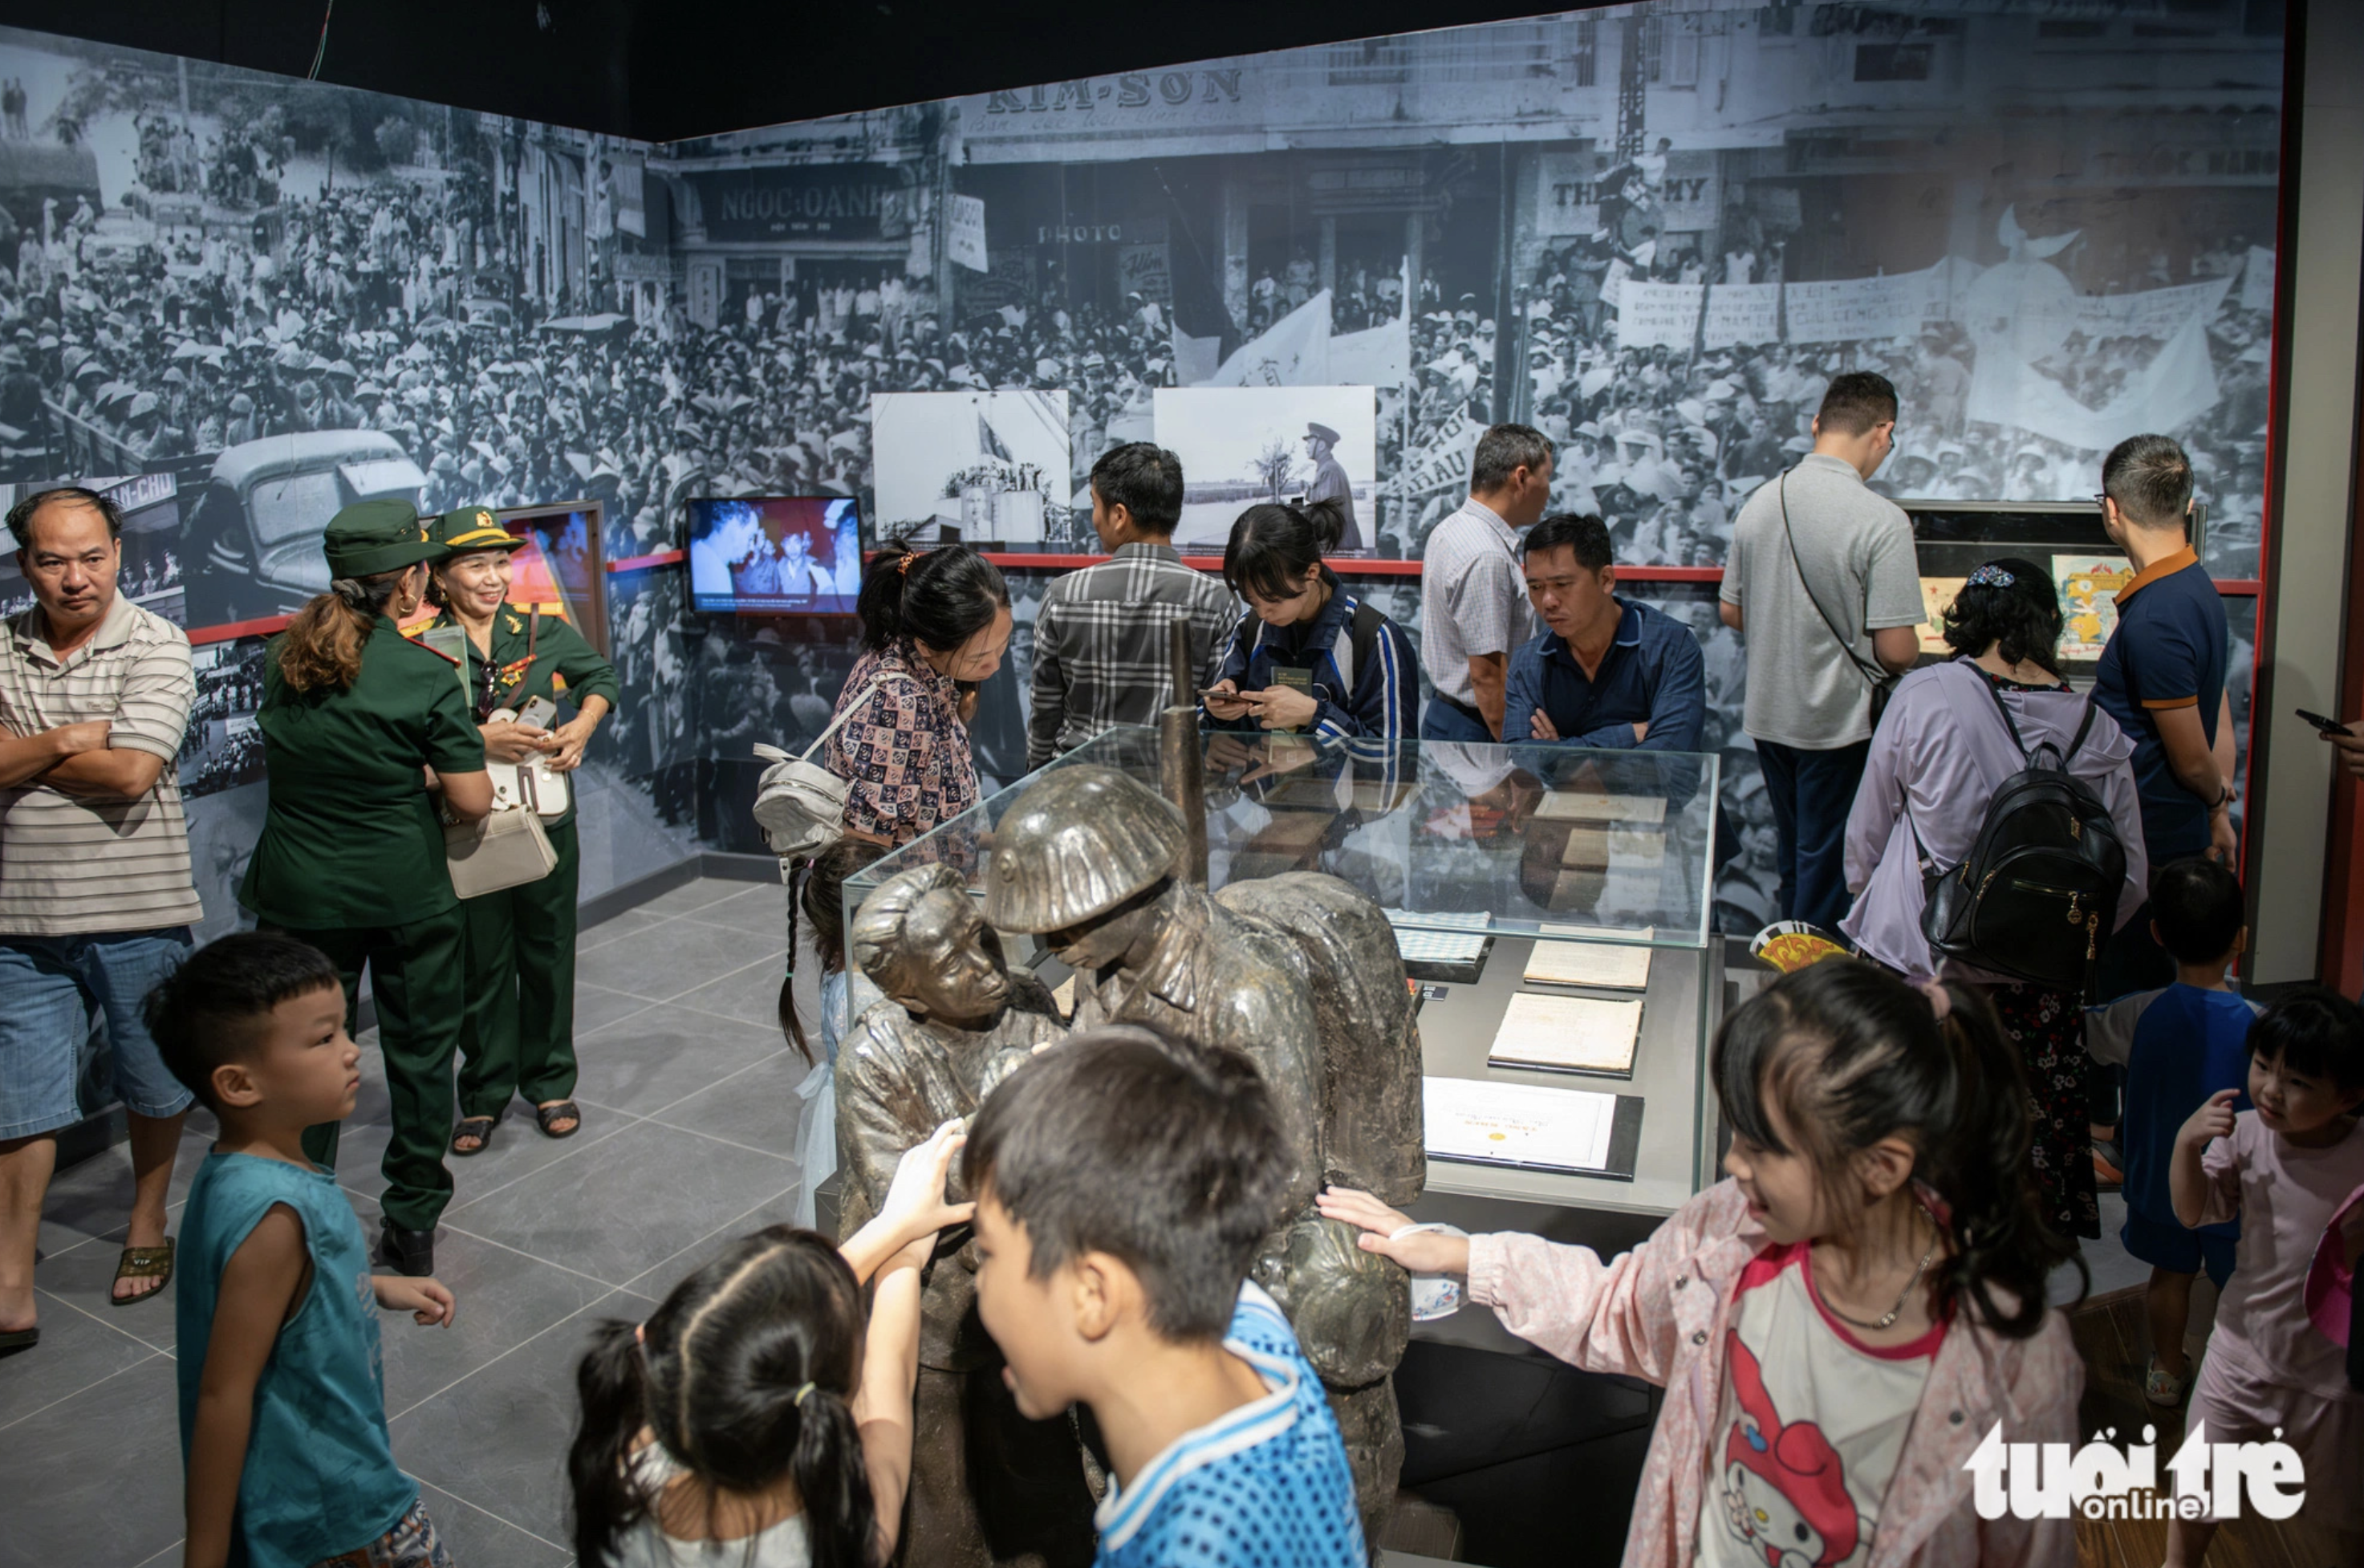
(378, 1221, 435, 1278)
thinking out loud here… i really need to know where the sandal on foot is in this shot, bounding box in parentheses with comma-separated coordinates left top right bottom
(2143, 1355, 2189, 1407)
(449, 1115, 501, 1157)
(2092, 1139, 2126, 1192)
(534, 1100, 582, 1139)
(0, 1325, 37, 1355)
(110, 1240, 173, 1306)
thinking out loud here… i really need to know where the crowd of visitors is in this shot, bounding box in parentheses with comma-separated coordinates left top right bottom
(0, 376, 2348, 1568)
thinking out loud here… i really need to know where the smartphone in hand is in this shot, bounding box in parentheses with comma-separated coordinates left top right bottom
(2296, 708, 2354, 737)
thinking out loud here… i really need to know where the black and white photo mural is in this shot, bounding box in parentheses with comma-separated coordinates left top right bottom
(0, 2, 2283, 929)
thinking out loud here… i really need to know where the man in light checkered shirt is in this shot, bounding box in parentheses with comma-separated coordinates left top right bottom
(1028, 444, 1237, 769)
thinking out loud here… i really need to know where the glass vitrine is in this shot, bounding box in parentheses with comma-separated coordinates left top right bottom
(848, 725, 1724, 1217)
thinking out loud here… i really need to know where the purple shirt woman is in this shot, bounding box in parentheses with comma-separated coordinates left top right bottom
(1842, 559, 2147, 1241)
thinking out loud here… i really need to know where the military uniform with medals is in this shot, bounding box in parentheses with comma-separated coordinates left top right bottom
(422, 508, 622, 1140)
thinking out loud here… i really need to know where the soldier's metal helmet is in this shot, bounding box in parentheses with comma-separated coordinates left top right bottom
(984, 766, 1184, 933)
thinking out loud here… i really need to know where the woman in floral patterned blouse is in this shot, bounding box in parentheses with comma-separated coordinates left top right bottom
(827, 542, 1013, 847)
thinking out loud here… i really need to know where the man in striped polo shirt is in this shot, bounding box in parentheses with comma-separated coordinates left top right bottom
(0, 485, 201, 1352)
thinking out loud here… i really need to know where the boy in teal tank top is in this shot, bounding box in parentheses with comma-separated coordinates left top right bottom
(146, 932, 459, 1568)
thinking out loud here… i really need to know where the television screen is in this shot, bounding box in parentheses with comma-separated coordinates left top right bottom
(686, 496, 862, 615)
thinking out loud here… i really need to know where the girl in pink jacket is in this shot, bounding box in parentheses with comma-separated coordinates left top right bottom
(1322, 961, 2086, 1568)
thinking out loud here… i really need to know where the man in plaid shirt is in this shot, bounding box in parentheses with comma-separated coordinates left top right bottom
(1028, 444, 1237, 769)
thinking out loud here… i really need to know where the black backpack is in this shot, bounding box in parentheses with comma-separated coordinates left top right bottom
(1914, 671, 2128, 991)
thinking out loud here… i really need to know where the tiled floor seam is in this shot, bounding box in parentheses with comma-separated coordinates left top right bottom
(37, 1282, 180, 1360)
(26, 1278, 176, 1357)
(631, 1045, 804, 1123)
(616, 1185, 802, 1297)
(420, 1479, 576, 1558)
(640, 950, 790, 1009)
(576, 914, 685, 953)
(633, 1116, 800, 1165)
(0, 1346, 165, 1432)
(325, 1111, 640, 1212)
(384, 1285, 648, 1423)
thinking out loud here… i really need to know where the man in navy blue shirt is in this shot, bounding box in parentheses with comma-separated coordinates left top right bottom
(1503, 513, 1706, 753)
(2093, 433, 2236, 999)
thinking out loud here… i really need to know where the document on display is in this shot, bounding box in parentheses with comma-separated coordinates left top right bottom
(1424, 1077, 1627, 1175)
(1488, 992, 1644, 1074)
(1533, 790, 1667, 826)
(1524, 925, 1655, 990)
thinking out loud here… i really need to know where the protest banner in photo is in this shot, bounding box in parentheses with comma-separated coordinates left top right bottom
(1615, 280, 1704, 350)
(1702, 282, 1781, 348)
(1394, 410, 1486, 501)
(1782, 261, 1952, 344)
(2072, 276, 2234, 339)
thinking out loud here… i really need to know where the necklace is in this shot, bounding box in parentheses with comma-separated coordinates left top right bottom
(1820, 1206, 1940, 1332)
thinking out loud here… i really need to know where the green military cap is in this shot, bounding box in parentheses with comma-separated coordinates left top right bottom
(425, 505, 526, 556)
(322, 498, 442, 578)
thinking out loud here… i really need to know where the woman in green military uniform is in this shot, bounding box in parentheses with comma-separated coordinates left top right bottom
(240, 500, 493, 1278)
(423, 506, 621, 1156)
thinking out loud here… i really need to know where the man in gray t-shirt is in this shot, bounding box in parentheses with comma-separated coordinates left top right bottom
(1720, 372, 1923, 930)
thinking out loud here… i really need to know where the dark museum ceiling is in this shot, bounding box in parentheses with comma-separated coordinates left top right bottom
(0, 0, 1614, 144)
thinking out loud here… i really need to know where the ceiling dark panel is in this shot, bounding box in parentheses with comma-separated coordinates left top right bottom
(0, 0, 1600, 143)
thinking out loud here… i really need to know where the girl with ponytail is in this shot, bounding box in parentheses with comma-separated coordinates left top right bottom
(569, 1120, 973, 1568)
(780, 836, 885, 1233)
(1203, 498, 1417, 743)
(1321, 961, 2084, 1567)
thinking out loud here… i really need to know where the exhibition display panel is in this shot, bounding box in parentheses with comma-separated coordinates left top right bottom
(1900, 498, 2220, 668)
(848, 724, 1725, 1219)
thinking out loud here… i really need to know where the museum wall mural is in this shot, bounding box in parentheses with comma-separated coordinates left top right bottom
(0, 1, 2282, 934)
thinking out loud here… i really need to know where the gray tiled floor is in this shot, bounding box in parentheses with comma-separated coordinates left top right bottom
(0, 877, 802, 1568)
(0, 876, 2155, 1568)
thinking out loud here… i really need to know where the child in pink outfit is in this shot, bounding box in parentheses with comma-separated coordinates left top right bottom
(1322, 961, 2084, 1568)
(2168, 988, 2364, 1565)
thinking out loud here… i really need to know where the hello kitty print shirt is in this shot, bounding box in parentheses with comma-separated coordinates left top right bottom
(1463, 1180, 2082, 1568)
(1696, 1241, 1944, 1568)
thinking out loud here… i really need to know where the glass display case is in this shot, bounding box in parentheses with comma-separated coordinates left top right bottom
(848, 724, 1725, 1219)
(1900, 498, 2208, 675)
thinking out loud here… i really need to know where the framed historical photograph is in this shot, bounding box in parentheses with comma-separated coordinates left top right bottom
(1152, 386, 1377, 552)
(870, 391, 1070, 546)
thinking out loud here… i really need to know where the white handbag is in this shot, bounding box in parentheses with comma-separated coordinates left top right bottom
(444, 806, 559, 899)
(482, 710, 572, 820)
(751, 673, 912, 858)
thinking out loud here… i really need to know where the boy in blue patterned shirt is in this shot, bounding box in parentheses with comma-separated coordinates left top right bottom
(964, 1024, 1366, 1568)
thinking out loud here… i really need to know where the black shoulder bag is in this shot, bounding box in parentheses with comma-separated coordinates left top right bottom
(1777, 468, 1901, 732)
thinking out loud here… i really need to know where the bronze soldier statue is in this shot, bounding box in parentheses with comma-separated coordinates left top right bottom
(981, 765, 1425, 1544)
(836, 862, 1092, 1568)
